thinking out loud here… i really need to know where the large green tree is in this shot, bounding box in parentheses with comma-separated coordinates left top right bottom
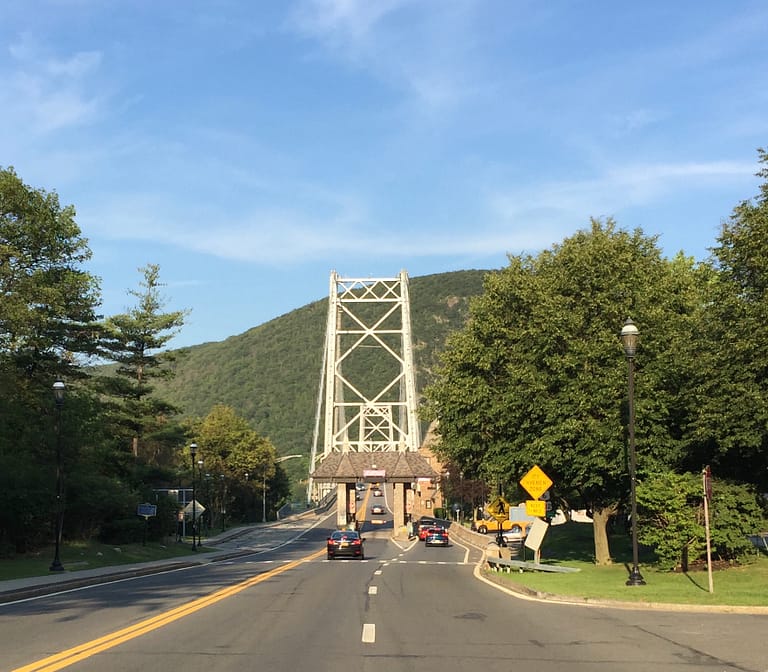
(0, 167, 101, 382)
(425, 219, 704, 565)
(98, 264, 187, 469)
(0, 167, 102, 553)
(690, 149, 768, 490)
(190, 405, 285, 525)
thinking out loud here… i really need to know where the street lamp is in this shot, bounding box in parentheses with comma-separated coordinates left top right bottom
(50, 381, 65, 572)
(197, 457, 204, 546)
(620, 318, 645, 586)
(189, 442, 198, 552)
(263, 454, 302, 523)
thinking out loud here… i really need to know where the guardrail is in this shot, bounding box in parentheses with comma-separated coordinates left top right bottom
(446, 520, 581, 574)
(486, 556, 580, 573)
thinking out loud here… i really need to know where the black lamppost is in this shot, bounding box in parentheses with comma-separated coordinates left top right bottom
(50, 381, 65, 572)
(189, 442, 198, 552)
(262, 468, 268, 524)
(620, 318, 645, 586)
(197, 457, 204, 546)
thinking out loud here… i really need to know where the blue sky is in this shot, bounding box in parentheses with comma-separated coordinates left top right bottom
(2, 1, 767, 348)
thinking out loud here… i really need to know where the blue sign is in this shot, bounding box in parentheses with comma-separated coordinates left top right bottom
(137, 503, 157, 517)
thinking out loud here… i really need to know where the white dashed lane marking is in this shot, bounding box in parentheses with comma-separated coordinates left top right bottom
(362, 623, 376, 643)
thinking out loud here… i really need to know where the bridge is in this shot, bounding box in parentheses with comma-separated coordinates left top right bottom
(307, 270, 439, 532)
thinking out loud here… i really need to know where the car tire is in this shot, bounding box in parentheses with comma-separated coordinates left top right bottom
(478, 525, 488, 534)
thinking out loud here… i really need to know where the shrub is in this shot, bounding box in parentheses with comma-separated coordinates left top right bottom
(98, 518, 145, 544)
(637, 470, 767, 570)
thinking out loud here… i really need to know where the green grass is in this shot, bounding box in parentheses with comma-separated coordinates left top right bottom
(0, 538, 211, 581)
(487, 521, 768, 607)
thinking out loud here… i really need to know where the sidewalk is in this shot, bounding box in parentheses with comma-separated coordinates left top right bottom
(0, 526, 263, 604)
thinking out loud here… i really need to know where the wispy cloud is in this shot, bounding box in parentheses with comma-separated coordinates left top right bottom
(490, 160, 756, 230)
(289, 0, 483, 111)
(3, 33, 103, 132)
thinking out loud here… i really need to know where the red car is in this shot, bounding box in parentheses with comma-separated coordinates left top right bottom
(327, 530, 365, 560)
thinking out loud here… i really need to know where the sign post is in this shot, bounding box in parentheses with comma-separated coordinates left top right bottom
(703, 466, 714, 593)
(519, 465, 553, 562)
(137, 503, 157, 547)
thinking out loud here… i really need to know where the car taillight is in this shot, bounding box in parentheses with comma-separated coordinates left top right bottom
(351, 539, 361, 545)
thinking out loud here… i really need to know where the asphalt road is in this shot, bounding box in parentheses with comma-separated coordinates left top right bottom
(1, 510, 766, 671)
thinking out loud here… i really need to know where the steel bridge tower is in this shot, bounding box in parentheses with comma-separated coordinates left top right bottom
(308, 270, 421, 502)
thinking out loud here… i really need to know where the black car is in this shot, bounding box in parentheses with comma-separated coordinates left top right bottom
(326, 530, 366, 560)
(425, 527, 450, 547)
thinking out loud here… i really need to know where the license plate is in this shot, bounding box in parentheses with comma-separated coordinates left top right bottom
(340, 542, 349, 547)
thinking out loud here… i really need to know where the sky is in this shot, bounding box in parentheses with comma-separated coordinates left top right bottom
(1, 1, 767, 349)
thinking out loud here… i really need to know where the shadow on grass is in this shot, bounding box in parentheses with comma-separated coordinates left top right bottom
(681, 571, 711, 592)
(542, 520, 657, 567)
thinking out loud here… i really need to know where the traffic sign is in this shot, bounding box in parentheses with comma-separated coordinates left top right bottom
(520, 465, 553, 500)
(525, 500, 546, 517)
(137, 503, 157, 518)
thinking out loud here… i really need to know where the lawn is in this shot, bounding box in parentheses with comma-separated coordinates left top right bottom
(486, 521, 768, 607)
(0, 538, 209, 581)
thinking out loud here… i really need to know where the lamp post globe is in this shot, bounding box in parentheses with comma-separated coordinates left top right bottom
(50, 381, 66, 572)
(620, 319, 645, 586)
(189, 442, 198, 552)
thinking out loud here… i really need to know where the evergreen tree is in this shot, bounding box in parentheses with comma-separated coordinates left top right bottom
(99, 264, 188, 467)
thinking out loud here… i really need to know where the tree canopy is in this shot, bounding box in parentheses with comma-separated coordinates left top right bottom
(424, 219, 706, 564)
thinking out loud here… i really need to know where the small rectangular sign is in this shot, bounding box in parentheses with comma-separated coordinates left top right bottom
(363, 469, 386, 479)
(525, 500, 546, 517)
(137, 503, 157, 517)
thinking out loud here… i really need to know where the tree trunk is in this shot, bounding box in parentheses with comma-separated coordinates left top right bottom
(592, 505, 617, 566)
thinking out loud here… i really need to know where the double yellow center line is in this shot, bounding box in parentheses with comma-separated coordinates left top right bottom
(13, 549, 326, 672)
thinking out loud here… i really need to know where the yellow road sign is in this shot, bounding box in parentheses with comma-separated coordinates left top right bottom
(520, 465, 553, 500)
(486, 495, 511, 517)
(525, 500, 546, 517)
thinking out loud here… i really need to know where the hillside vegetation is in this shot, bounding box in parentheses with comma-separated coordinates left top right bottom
(155, 270, 490, 469)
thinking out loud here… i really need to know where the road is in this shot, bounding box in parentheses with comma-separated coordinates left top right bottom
(1, 504, 766, 671)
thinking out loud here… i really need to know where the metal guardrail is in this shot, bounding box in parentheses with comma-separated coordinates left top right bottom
(486, 556, 580, 573)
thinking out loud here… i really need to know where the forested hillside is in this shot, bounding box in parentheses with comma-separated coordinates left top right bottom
(155, 270, 490, 464)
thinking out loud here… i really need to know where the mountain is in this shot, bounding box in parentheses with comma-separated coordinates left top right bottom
(155, 269, 491, 468)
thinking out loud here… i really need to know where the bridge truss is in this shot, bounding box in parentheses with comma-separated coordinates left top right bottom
(307, 270, 421, 501)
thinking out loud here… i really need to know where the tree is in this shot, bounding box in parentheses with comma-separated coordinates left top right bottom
(424, 219, 704, 565)
(0, 167, 101, 552)
(637, 470, 766, 570)
(190, 404, 279, 525)
(690, 149, 768, 491)
(99, 264, 188, 466)
(0, 167, 101, 380)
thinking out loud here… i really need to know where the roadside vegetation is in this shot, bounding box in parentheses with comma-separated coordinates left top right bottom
(427, 149, 768, 570)
(0, 539, 209, 582)
(3, 149, 768, 573)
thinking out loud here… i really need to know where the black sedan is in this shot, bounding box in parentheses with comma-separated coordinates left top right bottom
(424, 527, 450, 547)
(326, 530, 366, 560)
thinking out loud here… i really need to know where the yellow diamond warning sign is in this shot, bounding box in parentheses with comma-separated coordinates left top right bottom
(520, 465, 552, 500)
